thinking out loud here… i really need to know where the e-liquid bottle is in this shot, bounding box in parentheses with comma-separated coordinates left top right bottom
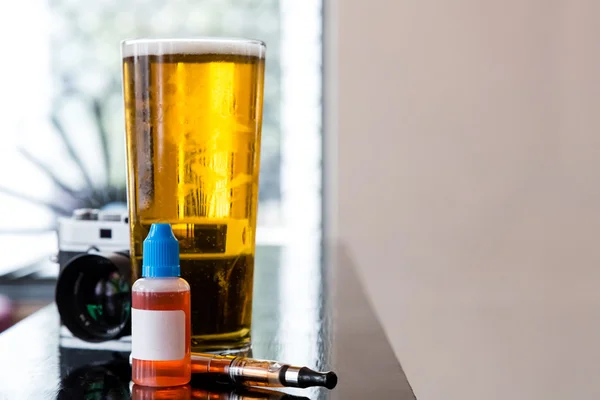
(131, 223, 191, 387)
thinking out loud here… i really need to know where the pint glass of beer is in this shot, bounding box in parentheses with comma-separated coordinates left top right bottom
(121, 38, 265, 351)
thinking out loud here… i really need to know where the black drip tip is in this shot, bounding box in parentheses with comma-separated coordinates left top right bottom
(296, 367, 338, 390)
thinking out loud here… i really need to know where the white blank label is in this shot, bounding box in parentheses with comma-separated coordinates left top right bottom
(131, 308, 185, 361)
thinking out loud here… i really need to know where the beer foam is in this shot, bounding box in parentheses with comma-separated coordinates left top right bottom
(122, 38, 265, 58)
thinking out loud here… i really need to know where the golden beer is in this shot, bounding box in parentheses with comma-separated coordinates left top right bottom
(122, 39, 265, 350)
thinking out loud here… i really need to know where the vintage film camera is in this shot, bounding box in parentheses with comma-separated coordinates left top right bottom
(56, 208, 132, 353)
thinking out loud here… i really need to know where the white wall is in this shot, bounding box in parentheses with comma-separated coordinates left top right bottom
(326, 0, 600, 399)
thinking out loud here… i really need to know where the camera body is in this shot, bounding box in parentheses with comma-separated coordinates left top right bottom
(58, 208, 130, 271)
(57, 208, 132, 352)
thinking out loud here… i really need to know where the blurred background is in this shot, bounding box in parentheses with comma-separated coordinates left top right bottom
(0, 0, 321, 323)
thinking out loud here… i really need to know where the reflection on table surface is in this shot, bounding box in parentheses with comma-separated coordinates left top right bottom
(55, 344, 325, 399)
(135, 385, 310, 400)
(57, 358, 310, 399)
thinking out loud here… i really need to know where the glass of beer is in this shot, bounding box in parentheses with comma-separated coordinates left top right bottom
(121, 38, 265, 351)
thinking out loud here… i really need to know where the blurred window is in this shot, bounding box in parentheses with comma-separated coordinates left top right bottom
(0, 0, 322, 273)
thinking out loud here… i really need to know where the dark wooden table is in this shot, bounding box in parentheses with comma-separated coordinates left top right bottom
(0, 245, 414, 399)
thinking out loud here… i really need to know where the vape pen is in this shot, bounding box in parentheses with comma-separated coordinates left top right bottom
(191, 353, 337, 390)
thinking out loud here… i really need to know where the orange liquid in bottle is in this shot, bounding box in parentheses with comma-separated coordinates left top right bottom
(132, 288, 191, 387)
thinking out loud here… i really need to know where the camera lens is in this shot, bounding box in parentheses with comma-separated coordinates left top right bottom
(56, 252, 131, 342)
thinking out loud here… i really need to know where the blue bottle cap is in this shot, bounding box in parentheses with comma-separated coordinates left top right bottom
(142, 223, 180, 278)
